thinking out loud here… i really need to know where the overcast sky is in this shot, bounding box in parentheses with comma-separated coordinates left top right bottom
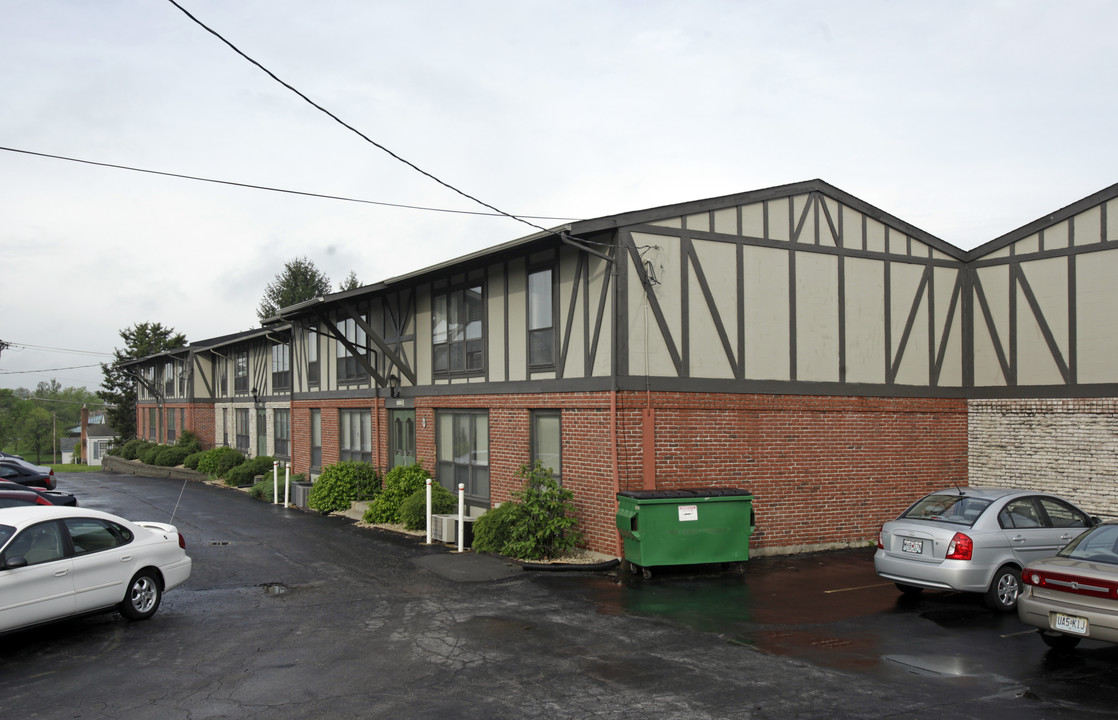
(2, 0, 1116, 394)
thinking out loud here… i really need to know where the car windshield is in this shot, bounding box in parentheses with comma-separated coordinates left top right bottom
(901, 494, 992, 526)
(1058, 525, 1118, 565)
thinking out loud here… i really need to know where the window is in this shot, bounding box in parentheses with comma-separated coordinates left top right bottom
(222, 408, 229, 447)
(271, 343, 291, 390)
(528, 268, 555, 367)
(178, 365, 185, 396)
(340, 409, 371, 463)
(92, 440, 106, 461)
(167, 409, 176, 443)
(64, 518, 133, 556)
(336, 317, 370, 383)
(436, 410, 489, 501)
(274, 409, 290, 457)
(234, 352, 248, 394)
(433, 283, 485, 376)
(1, 521, 65, 566)
(235, 409, 250, 453)
(310, 409, 322, 468)
(307, 329, 320, 387)
(531, 411, 562, 484)
(148, 409, 156, 441)
(164, 362, 174, 397)
(220, 358, 228, 395)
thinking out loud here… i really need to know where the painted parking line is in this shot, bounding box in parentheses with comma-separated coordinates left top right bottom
(823, 581, 895, 594)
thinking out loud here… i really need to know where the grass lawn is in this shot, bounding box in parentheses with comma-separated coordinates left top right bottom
(47, 463, 100, 473)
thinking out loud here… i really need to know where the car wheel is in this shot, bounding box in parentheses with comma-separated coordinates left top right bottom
(1039, 631, 1081, 652)
(120, 569, 163, 621)
(984, 565, 1021, 612)
(895, 583, 924, 596)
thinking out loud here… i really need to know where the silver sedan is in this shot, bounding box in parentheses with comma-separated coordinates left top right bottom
(874, 487, 1097, 611)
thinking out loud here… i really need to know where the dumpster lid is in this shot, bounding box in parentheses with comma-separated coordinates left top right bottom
(618, 487, 751, 500)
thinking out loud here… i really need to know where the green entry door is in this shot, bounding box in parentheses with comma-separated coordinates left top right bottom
(390, 410, 416, 469)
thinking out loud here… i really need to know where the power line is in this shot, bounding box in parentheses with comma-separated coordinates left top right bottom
(0, 145, 579, 221)
(0, 364, 105, 375)
(166, 0, 558, 236)
(4, 341, 113, 357)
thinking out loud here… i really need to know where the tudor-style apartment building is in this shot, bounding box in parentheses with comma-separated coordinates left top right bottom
(125, 179, 1118, 557)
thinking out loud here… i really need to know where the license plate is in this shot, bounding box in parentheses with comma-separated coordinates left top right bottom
(1053, 613, 1089, 635)
(901, 538, 924, 554)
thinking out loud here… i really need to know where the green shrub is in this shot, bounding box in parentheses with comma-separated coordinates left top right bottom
(398, 484, 457, 531)
(183, 451, 204, 470)
(469, 500, 523, 554)
(476, 462, 582, 561)
(309, 462, 380, 514)
(153, 446, 191, 467)
(139, 445, 164, 465)
(363, 463, 430, 524)
(195, 447, 245, 478)
(248, 476, 274, 501)
(175, 430, 203, 454)
(225, 456, 277, 486)
(120, 438, 155, 460)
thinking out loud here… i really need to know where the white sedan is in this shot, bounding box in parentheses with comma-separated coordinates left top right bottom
(0, 505, 192, 633)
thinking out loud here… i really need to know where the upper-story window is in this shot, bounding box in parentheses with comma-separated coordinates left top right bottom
(307, 329, 320, 387)
(234, 351, 248, 394)
(336, 317, 370, 383)
(528, 267, 555, 368)
(271, 343, 291, 390)
(433, 282, 485, 376)
(163, 361, 174, 397)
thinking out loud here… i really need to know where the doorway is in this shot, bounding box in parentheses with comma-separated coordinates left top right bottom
(389, 410, 416, 469)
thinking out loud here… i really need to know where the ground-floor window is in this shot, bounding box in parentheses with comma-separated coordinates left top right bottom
(436, 410, 489, 502)
(310, 409, 322, 469)
(531, 410, 561, 484)
(167, 409, 176, 443)
(148, 408, 157, 441)
(340, 409, 371, 464)
(235, 409, 249, 453)
(274, 409, 290, 458)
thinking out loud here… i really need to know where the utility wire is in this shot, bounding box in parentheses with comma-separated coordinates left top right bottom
(0, 146, 578, 221)
(0, 364, 104, 375)
(4, 341, 113, 357)
(166, 0, 572, 239)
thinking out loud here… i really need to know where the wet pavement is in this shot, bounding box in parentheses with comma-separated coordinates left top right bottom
(1, 472, 1116, 719)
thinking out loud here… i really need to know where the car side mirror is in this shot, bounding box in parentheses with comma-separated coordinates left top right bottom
(2, 556, 28, 570)
(1091, 516, 1102, 527)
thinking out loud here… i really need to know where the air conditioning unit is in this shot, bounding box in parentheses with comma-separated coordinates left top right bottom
(430, 514, 476, 546)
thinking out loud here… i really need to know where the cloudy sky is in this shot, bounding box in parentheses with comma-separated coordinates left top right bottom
(2, 0, 1116, 393)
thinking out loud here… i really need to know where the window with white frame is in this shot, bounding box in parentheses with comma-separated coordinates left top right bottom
(235, 408, 250, 453)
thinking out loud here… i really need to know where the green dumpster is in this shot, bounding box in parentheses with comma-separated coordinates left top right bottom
(616, 487, 754, 577)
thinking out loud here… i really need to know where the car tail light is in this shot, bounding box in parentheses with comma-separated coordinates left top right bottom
(945, 532, 973, 560)
(1023, 569, 1118, 599)
(178, 533, 186, 550)
(877, 527, 885, 550)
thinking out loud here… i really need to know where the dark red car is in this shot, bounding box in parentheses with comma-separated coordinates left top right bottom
(0, 486, 52, 508)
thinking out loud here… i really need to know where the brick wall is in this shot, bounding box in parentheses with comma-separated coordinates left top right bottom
(969, 398, 1118, 519)
(412, 391, 967, 558)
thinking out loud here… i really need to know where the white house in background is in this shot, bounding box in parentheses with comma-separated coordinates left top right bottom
(80, 406, 116, 467)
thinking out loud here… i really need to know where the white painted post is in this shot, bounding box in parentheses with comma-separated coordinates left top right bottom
(425, 478, 433, 545)
(283, 462, 290, 507)
(273, 460, 279, 504)
(457, 482, 465, 553)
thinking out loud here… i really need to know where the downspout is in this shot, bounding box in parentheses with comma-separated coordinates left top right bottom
(610, 232, 622, 558)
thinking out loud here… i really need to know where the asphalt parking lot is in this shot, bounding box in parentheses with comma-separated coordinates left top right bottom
(1, 472, 1116, 719)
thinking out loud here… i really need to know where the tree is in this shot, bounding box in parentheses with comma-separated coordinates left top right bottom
(338, 271, 360, 292)
(20, 406, 52, 464)
(98, 322, 187, 441)
(257, 257, 332, 322)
